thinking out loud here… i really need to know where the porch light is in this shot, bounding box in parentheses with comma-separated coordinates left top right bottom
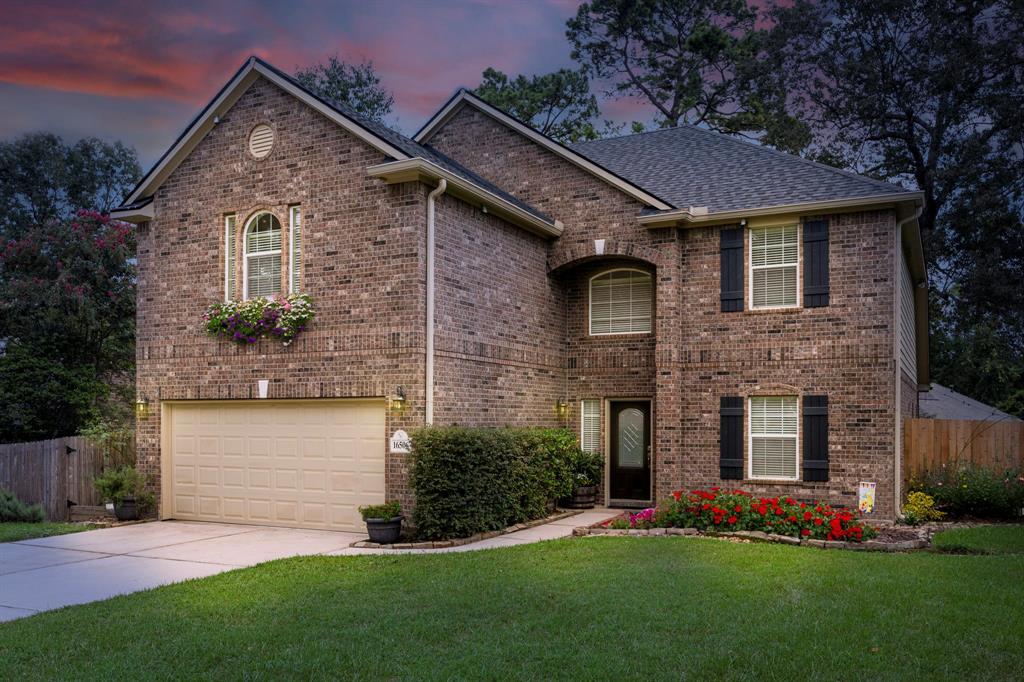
(135, 396, 150, 420)
(390, 386, 407, 412)
(556, 398, 568, 418)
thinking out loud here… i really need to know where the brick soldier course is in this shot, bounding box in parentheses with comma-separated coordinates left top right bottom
(117, 57, 928, 524)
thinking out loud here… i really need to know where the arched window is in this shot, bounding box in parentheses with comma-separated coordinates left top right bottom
(589, 269, 652, 335)
(244, 212, 282, 299)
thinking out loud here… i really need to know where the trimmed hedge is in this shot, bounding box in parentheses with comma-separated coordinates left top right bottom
(410, 427, 578, 540)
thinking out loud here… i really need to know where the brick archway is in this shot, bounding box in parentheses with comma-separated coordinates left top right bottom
(547, 239, 664, 274)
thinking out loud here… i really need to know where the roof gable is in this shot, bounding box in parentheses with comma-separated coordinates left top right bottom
(413, 89, 675, 211)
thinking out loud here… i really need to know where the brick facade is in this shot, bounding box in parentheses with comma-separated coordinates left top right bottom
(137, 74, 915, 521)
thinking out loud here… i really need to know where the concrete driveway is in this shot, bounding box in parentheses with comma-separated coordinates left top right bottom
(0, 521, 362, 622)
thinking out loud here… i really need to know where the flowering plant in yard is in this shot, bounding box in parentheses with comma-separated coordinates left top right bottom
(601, 488, 876, 541)
(203, 293, 315, 346)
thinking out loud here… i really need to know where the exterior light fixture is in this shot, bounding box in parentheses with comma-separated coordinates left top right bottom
(556, 398, 568, 418)
(390, 386, 407, 412)
(135, 396, 150, 419)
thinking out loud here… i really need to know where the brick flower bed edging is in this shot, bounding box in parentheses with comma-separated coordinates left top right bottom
(350, 510, 582, 550)
(571, 526, 930, 552)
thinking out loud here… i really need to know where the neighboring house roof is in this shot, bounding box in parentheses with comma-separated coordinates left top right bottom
(570, 126, 919, 215)
(113, 57, 557, 234)
(413, 89, 676, 210)
(919, 383, 1021, 422)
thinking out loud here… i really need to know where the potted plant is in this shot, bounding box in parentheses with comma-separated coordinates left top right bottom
(564, 449, 604, 509)
(358, 501, 403, 543)
(93, 466, 154, 521)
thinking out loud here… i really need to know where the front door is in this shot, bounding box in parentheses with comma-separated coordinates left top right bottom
(609, 401, 651, 503)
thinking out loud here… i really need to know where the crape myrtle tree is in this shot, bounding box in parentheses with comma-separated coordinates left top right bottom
(0, 134, 141, 441)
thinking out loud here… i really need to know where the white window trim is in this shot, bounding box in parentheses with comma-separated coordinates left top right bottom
(588, 268, 653, 336)
(748, 224, 801, 311)
(224, 214, 236, 302)
(289, 205, 301, 294)
(242, 211, 282, 300)
(747, 395, 801, 481)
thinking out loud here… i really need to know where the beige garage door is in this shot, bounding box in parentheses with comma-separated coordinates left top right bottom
(166, 400, 385, 531)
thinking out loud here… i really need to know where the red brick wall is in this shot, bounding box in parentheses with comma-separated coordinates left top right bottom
(427, 106, 901, 516)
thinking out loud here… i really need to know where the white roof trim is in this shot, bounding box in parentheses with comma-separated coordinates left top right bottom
(367, 158, 564, 238)
(414, 91, 674, 211)
(123, 57, 410, 207)
(637, 191, 926, 227)
(110, 202, 154, 224)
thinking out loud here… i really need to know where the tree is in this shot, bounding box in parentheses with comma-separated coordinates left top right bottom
(0, 133, 140, 237)
(566, 0, 807, 149)
(0, 210, 137, 441)
(760, 0, 1024, 416)
(474, 67, 611, 143)
(294, 56, 394, 122)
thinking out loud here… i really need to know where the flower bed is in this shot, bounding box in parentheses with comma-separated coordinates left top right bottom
(203, 293, 314, 346)
(600, 488, 877, 542)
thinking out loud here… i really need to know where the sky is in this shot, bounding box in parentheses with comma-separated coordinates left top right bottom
(0, 0, 654, 167)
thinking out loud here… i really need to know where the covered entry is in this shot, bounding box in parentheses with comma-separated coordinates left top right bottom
(163, 399, 385, 532)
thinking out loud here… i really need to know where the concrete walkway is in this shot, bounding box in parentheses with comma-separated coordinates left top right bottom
(0, 510, 616, 622)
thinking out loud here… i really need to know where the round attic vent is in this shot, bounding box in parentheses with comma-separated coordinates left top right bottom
(248, 124, 274, 158)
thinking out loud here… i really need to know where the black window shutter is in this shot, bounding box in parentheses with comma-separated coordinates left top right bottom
(803, 219, 829, 307)
(802, 395, 829, 481)
(720, 397, 744, 479)
(720, 227, 744, 312)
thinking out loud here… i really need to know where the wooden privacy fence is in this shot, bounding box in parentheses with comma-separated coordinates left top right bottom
(0, 436, 132, 521)
(903, 418, 1024, 480)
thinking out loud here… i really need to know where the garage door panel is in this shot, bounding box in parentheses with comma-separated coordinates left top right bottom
(168, 400, 385, 531)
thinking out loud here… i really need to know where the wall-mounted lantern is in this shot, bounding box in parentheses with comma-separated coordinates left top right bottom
(135, 396, 150, 420)
(389, 386, 407, 413)
(556, 398, 569, 419)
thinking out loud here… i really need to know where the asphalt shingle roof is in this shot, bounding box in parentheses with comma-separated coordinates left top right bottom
(570, 126, 915, 213)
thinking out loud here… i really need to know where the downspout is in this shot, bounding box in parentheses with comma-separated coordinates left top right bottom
(893, 203, 923, 518)
(425, 179, 447, 426)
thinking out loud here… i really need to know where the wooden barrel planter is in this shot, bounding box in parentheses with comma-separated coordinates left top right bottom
(563, 485, 597, 509)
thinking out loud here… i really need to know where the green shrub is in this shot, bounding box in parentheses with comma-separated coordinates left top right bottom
(902, 491, 944, 525)
(568, 449, 604, 488)
(0, 489, 45, 523)
(358, 501, 401, 520)
(909, 463, 1024, 519)
(93, 466, 155, 514)
(410, 426, 578, 540)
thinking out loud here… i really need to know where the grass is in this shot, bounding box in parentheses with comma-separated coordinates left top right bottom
(0, 522, 97, 543)
(932, 524, 1024, 555)
(1, 537, 1022, 680)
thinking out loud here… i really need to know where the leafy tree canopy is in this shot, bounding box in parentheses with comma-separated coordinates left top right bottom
(294, 55, 394, 122)
(474, 67, 613, 143)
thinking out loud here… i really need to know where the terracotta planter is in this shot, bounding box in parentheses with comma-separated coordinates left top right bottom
(563, 485, 597, 509)
(365, 516, 403, 544)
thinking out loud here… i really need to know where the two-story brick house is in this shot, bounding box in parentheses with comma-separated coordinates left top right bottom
(113, 57, 928, 530)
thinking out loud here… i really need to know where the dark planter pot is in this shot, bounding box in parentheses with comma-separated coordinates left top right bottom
(563, 485, 597, 509)
(114, 497, 139, 521)
(365, 516, 402, 544)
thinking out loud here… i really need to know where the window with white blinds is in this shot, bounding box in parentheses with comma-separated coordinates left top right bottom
(589, 269, 652, 335)
(289, 205, 302, 293)
(749, 396, 799, 480)
(750, 225, 799, 309)
(224, 214, 236, 301)
(581, 400, 600, 453)
(244, 212, 282, 299)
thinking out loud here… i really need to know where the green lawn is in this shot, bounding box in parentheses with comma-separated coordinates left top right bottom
(1, 537, 1022, 680)
(933, 524, 1024, 555)
(0, 522, 97, 543)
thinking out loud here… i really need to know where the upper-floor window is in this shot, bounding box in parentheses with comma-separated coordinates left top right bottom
(749, 395, 798, 480)
(589, 269, 652, 335)
(289, 205, 302, 293)
(244, 211, 282, 299)
(750, 225, 799, 309)
(224, 214, 237, 301)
